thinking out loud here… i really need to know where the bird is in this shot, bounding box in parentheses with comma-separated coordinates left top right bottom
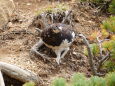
(40, 23, 76, 64)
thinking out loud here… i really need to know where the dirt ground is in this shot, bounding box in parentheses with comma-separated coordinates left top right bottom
(0, 0, 108, 86)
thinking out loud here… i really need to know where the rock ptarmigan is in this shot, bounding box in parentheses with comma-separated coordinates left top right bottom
(41, 23, 75, 64)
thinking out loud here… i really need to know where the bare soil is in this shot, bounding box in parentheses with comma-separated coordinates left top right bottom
(0, 0, 108, 86)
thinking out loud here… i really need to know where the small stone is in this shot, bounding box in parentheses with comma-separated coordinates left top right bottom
(27, 3, 31, 6)
(73, 52, 77, 55)
(7, 22, 13, 28)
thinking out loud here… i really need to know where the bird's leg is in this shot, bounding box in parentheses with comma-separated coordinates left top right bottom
(54, 48, 69, 64)
(61, 48, 69, 59)
(35, 28, 43, 33)
(30, 39, 44, 53)
(55, 50, 61, 65)
(30, 39, 50, 61)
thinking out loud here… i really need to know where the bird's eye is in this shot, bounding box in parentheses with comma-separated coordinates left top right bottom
(55, 26, 58, 29)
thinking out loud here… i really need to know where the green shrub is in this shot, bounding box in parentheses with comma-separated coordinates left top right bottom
(108, 0, 115, 14)
(23, 82, 35, 86)
(50, 78, 66, 86)
(102, 39, 115, 71)
(90, 76, 106, 86)
(104, 61, 115, 71)
(106, 72, 115, 86)
(71, 73, 91, 86)
(101, 16, 115, 71)
(84, 43, 99, 56)
(101, 16, 115, 33)
(50, 72, 115, 86)
(85, 16, 115, 72)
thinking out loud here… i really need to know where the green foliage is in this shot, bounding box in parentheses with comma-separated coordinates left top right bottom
(50, 78, 66, 86)
(84, 43, 99, 56)
(84, 47, 88, 56)
(106, 72, 115, 86)
(101, 16, 115, 33)
(71, 73, 90, 86)
(101, 29, 109, 38)
(90, 76, 106, 86)
(102, 40, 115, 71)
(102, 40, 115, 51)
(108, 0, 115, 14)
(90, 43, 100, 56)
(23, 82, 35, 86)
(72, 73, 86, 83)
(51, 72, 115, 86)
(104, 61, 115, 71)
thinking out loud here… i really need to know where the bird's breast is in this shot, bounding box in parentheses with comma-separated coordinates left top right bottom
(42, 31, 74, 43)
(41, 23, 76, 49)
(41, 32, 75, 50)
(43, 39, 72, 50)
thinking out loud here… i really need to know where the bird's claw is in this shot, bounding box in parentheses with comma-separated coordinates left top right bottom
(56, 58, 61, 65)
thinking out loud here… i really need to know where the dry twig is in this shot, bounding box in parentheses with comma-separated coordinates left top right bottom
(96, 35, 111, 72)
(0, 62, 42, 85)
(0, 29, 34, 40)
(96, 36, 103, 58)
(97, 52, 111, 72)
(62, 10, 72, 24)
(78, 33, 108, 76)
(78, 34, 97, 75)
(0, 70, 5, 86)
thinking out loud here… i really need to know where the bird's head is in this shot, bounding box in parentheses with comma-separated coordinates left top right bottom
(51, 24, 62, 33)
